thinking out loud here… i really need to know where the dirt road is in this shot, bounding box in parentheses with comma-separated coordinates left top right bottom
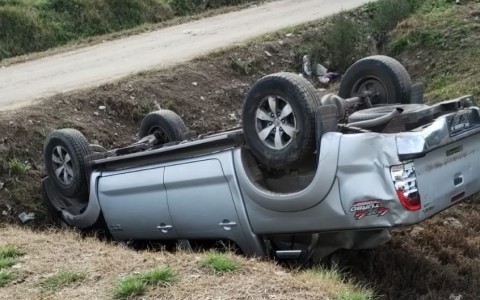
(0, 0, 369, 111)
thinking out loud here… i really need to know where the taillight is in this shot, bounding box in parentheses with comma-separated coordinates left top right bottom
(390, 162, 421, 211)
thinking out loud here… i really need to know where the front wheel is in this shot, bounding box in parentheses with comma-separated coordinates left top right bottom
(43, 129, 91, 199)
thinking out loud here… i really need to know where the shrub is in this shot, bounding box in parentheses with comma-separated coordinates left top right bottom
(0, 5, 55, 59)
(106, 0, 174, 28)
(294, 13, 366, 73)
(168, 0, 249, 16)
(372, 0, 412, 32)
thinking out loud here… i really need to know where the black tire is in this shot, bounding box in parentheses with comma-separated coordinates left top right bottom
(348, 104, 429, 123)
(242, 72, 319, 169)
(44, 129, 91, 199)
(139, 110, 189, 143)
(339, 55, 412, 104)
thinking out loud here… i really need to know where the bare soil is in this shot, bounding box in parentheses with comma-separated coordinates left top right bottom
(1, 3, 480, 300)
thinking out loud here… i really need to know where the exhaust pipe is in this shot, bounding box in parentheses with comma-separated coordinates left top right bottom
(347, 107, 404, 128)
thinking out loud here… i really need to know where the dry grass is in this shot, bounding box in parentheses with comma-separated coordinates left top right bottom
(296, 268, 374, 300)
(0, 225, 370, 300)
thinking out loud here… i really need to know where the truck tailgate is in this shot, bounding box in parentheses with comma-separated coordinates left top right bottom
(414, 133, 480, 218)
(397, 107, 480, 219)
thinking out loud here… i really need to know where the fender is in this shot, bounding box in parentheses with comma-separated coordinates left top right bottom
(61, 172, 102, 228)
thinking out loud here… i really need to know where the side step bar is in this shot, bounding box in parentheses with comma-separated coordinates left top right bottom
(275, 250, 302, 260)
(272, 233, 320, 266)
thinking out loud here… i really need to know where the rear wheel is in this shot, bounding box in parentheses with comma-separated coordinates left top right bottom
(139, 110, 189, 144)
(242, 73, 320, 169)
(339, 55, 412, 105)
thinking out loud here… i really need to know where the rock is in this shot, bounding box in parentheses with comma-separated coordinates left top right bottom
(93, 111, 99, 116)
(192, 82, 198, 86)
(449, 294, 462, 300)
(18, 212, 35, 223)
(444, 217, 463, 229)
(303, 55, 312, 76)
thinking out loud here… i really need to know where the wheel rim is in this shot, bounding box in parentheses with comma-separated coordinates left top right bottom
(352, 77, 388, 104)
(51, 146, 74, 185)
(255, 95, 297, 150)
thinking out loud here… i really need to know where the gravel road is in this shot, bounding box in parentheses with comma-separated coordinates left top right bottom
(0, 0, 369, 111)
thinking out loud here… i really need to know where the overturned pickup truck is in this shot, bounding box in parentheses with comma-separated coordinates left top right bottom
(42, 56, 480, 263)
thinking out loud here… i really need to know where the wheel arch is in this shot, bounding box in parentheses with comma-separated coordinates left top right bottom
(233, 132, 341, 212)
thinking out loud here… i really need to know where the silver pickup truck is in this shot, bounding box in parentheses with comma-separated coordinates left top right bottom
(42, 56, 480, 263)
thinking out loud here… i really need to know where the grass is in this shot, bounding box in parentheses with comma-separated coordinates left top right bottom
(113, 267, 177, 299)
(202, 251, 240, 274)
(0, 257, 16, 269)
(298, 266, 375, 300)
(371, 0, 412, 33)
(0, 246, 22, 259)
(113, 276, 146, 299)
(140, 268, 177, 286)
(0, 246, 21, 287)
(41, 270, 87, 291)
(8, 158, 30, 176)
(0, 269, 15, 287)
(386, 0, 480, 101)
(336, 290, 375, 300)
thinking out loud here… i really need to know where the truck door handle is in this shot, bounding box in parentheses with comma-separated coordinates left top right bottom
(219, 221, 237, 227)
(219, 221, 237, 231)
(157, 224, 173, 233)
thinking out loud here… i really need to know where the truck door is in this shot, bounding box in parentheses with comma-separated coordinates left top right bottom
(164, 159, 243, 242)
(98, 167, 177, 240)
